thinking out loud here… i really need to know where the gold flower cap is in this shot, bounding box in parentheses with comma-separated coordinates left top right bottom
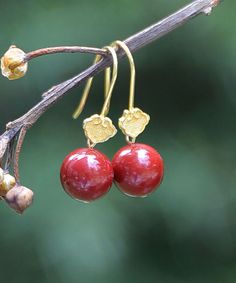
(83, 114, 117, 145)
(119, 107, 150, 139)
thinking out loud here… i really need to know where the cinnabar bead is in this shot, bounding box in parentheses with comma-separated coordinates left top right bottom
(112, 143, 164, 197)
(60, 148, 113, 202)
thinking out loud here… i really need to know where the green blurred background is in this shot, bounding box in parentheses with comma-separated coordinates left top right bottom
(0, 0, 235, 282)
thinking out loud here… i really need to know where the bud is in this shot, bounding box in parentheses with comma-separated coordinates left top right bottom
(5, 185, 34, 214)
(1, 45, 28, 80)
(0, 168, 4, 185)
(0, 173, 16, 196)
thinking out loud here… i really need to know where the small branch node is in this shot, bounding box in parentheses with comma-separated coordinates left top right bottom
(6, 122, 14, 130)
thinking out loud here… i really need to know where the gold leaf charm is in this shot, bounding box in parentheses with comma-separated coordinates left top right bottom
(119, 107, 150, 139)
(83, 114, 117, 144)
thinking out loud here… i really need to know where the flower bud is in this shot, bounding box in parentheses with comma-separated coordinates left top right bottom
(0, 173, 16, 196)
(1, 45, 28, 80)
(0, 168, 4, 185)
(5, 185, 34, 214)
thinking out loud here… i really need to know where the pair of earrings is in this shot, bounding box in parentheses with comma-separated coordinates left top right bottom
(60, 41, 164, 202)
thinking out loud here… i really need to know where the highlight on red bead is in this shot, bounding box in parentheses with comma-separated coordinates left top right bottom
(112, 143, 164, 197)
(60, 148, 113, 202)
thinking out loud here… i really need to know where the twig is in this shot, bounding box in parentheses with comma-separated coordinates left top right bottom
(0, 0, 221, 175)
(4, 137, 16, 172)
(24, 46, 107, 62)
(13, 127, 27, 184)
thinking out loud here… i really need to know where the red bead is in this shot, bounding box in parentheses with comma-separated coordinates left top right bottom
(112, 143, 164, 197)
(60, 148, 113, 202)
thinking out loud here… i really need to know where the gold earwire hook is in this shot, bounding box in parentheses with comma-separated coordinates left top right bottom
(72, 54, 102, 119)
(72, 47, 115, 119)
(82, 46, 118, 146)
(113, 40, 136, 110)
(104, 66, 111, 116)
(113, 40, 150, 143)
(100, 46, 118, 117)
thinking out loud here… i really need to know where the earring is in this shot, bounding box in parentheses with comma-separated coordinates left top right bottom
(60, 46, 118, 203)
(111, 41, 164, 198)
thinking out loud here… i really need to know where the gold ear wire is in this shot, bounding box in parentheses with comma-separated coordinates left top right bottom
(72, 54, 102, 119)
(100, 46, 118, 116)
(104, 66, 111, 116)
(113, 41, 150, 143)
(82, 46, 118, 146)
(72, 46, 117, 120)
(113, 41, 136, 110)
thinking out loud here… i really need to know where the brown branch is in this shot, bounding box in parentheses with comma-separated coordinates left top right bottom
(24, 46, 107, 62)
(0, 0, 221, 169)
(13, 127, 27, 184)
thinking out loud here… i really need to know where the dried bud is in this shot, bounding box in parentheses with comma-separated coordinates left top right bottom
(0, 173, 16, 196)
(1, 45, 28, 80)
(0, 168, 4, 185)
(5, 185, 34, 214)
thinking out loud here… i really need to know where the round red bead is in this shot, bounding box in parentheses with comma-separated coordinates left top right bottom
(60, 148, 113, 202)
(112, 143, 164, 197)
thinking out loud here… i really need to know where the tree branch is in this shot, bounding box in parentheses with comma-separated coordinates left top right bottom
(0, 0, 220, 162)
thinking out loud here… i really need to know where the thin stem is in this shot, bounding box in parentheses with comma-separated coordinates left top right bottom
(4, 137, 16, 172)
(24, 46, 107, 62)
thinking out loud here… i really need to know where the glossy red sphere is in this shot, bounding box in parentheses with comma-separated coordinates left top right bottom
(60, 148, 113, 202)
(112, 143, 164, 197)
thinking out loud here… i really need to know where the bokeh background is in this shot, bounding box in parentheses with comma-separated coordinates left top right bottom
(0, 0, 235, 282)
